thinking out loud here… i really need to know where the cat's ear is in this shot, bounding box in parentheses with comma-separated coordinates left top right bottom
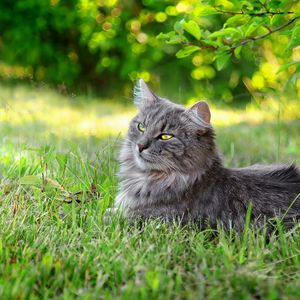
(133, 79, 156, 107)
(189, 100, 211, 124)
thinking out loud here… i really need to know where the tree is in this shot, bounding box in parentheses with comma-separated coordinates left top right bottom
(158, 0, 300, 103)
(0, 0, 299, 103)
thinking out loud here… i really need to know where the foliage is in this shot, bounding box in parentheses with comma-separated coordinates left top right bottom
(0, 0, 180, 94)
(0, 84, 300, 299)
(161, 1, 300, 67)
(0, 0, 300, 102)
(160, 0, 300, 102)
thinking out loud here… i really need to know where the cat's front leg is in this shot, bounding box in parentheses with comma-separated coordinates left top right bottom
(102, 191, 129, 224)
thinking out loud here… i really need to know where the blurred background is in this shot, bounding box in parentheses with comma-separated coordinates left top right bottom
(0, 0, 299, 102)
(0, 0, 299, 163)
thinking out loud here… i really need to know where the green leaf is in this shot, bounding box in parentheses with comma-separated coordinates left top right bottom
(243, 17, 267, 37)
(277, 60, 300, 74)
(156, 32, 170, 40)
(286, 26, 300, 50)
(268, 0, 281, 9)
(215, 51, 231, 70)
(20, 175, 42, 186)
(174, 19, 185, 34)
(241, 1, 254, 11)
(158, 31, 185, 45)
(245, 22, 260, 36)
(225, 15, 248, 27)
(203, 39, 220, 48)
(176, 46, 199, 58)
(196, 5, 220, 16)
(234, 46, 242, 59)
(210, 28, 242, 39)
(183, 20, 201, 40)
(270, 14, 284, 26)
(166, 36, 184, 45)
(209, 31, 225, 39)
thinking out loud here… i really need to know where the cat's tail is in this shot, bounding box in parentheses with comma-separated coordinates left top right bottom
(263, 163, 300, 184)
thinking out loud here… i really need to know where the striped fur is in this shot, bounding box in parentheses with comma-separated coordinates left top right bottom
(114, 80, 300, 231)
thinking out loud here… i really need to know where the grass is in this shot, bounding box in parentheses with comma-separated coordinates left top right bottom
(0, 83, 300, 299)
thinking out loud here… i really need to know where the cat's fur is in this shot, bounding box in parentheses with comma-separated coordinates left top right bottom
(114, 79, 300, 231)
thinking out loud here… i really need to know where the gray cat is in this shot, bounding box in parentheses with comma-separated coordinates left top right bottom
(114, 79, 300, 231)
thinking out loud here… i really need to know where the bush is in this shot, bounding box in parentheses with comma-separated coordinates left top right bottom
(0, 0, 299, 102)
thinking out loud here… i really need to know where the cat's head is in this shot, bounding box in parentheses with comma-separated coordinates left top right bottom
(125, 79, 218, 173)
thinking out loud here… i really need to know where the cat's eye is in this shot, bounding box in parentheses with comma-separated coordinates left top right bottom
(137, 122, 145, 132)
(160, 134, 173, 140)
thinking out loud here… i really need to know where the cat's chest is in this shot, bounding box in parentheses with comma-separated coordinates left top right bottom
(114, 171, 149, 210)
(117, 169, 153, 199)
(115, 168, 192, 210)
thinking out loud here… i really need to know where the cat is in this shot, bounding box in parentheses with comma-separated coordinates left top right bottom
(113, 79, 300, 231)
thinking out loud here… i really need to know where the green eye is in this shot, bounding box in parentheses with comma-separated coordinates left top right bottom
(137, 122, 145, 132)
(160, 134, 173, 140)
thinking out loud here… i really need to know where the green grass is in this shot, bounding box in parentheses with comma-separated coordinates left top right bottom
(0, 84, 300, 299)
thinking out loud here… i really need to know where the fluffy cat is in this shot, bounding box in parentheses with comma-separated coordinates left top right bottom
(114, 79, 300, 231)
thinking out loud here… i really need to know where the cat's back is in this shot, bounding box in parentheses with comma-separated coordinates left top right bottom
(223, 163, 300, 224)
(231, 163, 300, 185)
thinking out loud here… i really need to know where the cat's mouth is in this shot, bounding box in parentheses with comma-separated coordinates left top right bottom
(133, 150, 159, 170)
(139, 154, 154, 163)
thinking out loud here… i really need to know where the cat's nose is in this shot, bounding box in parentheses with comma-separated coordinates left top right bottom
(137, 143, 147, 153)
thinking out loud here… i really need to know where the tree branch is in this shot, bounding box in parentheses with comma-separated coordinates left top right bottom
(230, 16, 300, 51)
(177, 10, 299, 63)
(215, 8, 295, 16)
(181, 16, 300, 54)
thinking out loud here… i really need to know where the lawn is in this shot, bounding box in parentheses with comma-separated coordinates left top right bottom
(0, 84, 300, 299)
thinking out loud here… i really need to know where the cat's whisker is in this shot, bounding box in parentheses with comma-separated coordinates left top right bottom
(124, 138, 135, 145)
(140, 153, 172, 170)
